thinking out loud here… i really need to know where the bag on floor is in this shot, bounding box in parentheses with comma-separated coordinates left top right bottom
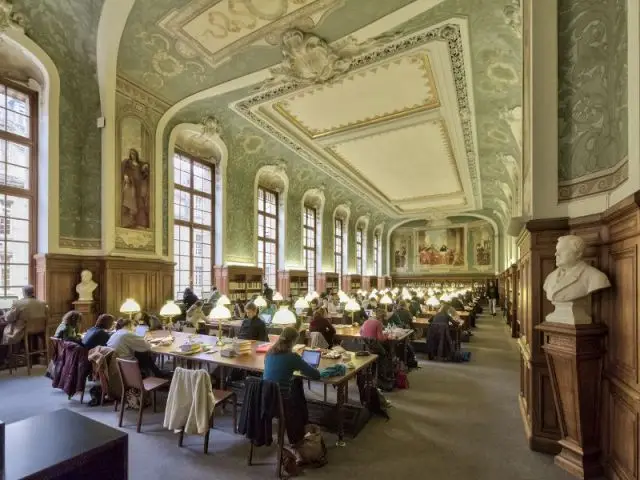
(125, 387, 151, 409)
(395, 370, 409, 389)
(295, 424, 327, 468)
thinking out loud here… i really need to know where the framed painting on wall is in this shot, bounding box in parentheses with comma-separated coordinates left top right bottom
(391, 232, 411, 273)
(414, 227, 466, 269)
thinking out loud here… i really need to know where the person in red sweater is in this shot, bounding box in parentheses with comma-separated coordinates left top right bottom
(360, 308, 388, 341)
(309, 308, 336, 346)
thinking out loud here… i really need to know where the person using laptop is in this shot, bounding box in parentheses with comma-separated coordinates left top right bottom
(264, 326, 321, 395)
(237, 301, 268, 342)
(107, 317, 164, 378)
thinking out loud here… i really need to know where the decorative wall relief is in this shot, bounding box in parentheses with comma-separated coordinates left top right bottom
(116, 115, 154, 251)
(557, 0, 628, 200)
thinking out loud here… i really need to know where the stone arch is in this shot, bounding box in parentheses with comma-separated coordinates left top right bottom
(167, 122, 228, 265)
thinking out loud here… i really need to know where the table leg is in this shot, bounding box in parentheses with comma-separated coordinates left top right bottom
(220, 366, 227, 389)
(336, 382, 346, 447)
(404, 339, 408, 367)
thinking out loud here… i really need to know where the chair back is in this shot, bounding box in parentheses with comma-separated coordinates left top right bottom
(116, 358, 144, 390)
(25, 315, 47, 335)
(182, 327, 196, 334)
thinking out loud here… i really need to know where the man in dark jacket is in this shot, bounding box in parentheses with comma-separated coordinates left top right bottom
(263, 283, 274, 303)
(237, 302, 268, 342)
(487, 281, 499, 316)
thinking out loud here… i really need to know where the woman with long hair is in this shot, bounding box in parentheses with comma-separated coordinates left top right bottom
(54, 310, 83, 343)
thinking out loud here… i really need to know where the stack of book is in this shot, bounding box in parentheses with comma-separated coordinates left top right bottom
(233, 339, 252, 355)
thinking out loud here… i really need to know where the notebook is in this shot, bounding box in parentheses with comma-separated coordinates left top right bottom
(301, 349, 321, 368)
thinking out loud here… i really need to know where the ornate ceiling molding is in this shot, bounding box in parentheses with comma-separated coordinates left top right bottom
(200, 115, 222, 137)
(233, 22, 480, 218)
(502, 0, 522, 39)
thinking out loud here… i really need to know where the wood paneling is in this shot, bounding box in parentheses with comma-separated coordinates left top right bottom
(34, 254, 174, 322)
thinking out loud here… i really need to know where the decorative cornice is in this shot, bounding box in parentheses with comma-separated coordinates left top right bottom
(0, 0, 26, 34)
(233, 23, 480, 218)
(200, 115, 221, 137)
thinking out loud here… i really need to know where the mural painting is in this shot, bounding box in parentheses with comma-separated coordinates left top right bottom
(392, 233, 410, 272)
(470, 227, 492, 267)
(121, 147, 151, 229)
(415, 227, 465, 268)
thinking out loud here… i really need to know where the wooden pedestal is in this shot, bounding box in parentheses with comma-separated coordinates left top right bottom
(536, 321, 607, 479)
(72, 300, 95, 332)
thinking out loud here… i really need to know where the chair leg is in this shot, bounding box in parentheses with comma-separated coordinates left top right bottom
(152, 390, 156, 413)
(25, 337, 31, 376)
(136, 393, 145, 433)
(118, 396, 126, 427)
(248, 442, 254, 466)
(232, 395, 238, 434)
(204, 416, 212, 454)
(307, 379, 311, 390)
(80, 388, 85, 404)
(114, 398, 119, 411)
(324, 384, 328, 402)
(275, 420, 285, 478)
(178, 427, 185, 447)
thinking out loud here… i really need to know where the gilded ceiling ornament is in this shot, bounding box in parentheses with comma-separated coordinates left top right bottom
(503, 0, 522, 38)
(0, 0, 25, 33)
(256, 28, 402, 90)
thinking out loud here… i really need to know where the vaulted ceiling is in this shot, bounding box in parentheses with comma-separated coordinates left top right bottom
(115, 0, 522, 227)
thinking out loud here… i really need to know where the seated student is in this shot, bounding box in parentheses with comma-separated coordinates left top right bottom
(54, 310, 83, 343)
(449, 295, 464, 311)
(264, 326, 321, 394)
(409, 295, 422, 317)
(182, 287, 199, 311)
(360, 309, 387, 341)
(309, 309, 336, 346)
(233, 300, 245, 319)
(107, 318, 164, 378)
(134, 311, 163, 331)
(83, 314, 115, 350)
(185, 301, 208, 333)
(237, 301, 268, 342)
(387, 300, 413, 329)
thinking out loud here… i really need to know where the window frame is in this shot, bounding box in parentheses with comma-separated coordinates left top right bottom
(355, 228, 363, 275)
(0, 78, 38, 297)
(334, 217, 344, 284)
(257, 185, 279, 289)
(303, 205, 316, 292)
(172, 149, 215, 298)
(373, 232, 381, 276)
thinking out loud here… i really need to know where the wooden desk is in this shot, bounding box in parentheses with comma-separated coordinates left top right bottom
(4, 409, 128, 480)
(150, 332, 377, 443)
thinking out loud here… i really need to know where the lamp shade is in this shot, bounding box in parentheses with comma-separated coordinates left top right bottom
(344, 297, 361, 313)
(294, 297, 309, 310)
(368, 292, 378, 299)
(209, 305, 232, 320)
(272, 291, 284, 302)
(216, 294, 231, 306)
(159, 300, 181, 317)
(426, 296, 440, 307)
(440, 293, 452, 303)
(120, 298, 140, 314)
(254, 295, 267, 308)
(272, 306, 297, 325)
(337, 291, 349, 303)
(379, 294, 393, 305)
(401, 292, 412, 300)
(304, 292, 315, 303)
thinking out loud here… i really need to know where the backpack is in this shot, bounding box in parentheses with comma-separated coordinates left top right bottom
(294, 425, 328, 468)
(125, 387, 151, 409)
(395, 370, 409, 389)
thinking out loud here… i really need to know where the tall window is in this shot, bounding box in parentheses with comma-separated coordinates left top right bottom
(303, 206, 316, 292)
(373, 233, 380, 276)
(334, 218, 344, 284)
(0, 81, 36, 298)
(355, 228, 363, 275)
(173, 151, 214, 298)
(258, 186, 278, 289)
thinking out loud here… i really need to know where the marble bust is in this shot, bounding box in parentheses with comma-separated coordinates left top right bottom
(76, 269, 98, 301)
(543, 235, 611, 325)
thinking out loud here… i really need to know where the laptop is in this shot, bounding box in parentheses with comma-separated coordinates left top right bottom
(260, 313, 272, 324)
(135, 325, 149, 337)
(301, 349, 322, 368)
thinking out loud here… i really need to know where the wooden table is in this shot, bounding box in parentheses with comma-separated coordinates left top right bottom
(4, 409, 128, 479)
(150, 332, 377, 445)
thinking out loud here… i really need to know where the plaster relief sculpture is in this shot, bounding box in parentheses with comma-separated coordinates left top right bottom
(0, 0, 26, 33)
(543, 235, 611, 325)
(201, 115, 221, 137)
(256, 29, 401, 90)
(76, 270, 98, 301)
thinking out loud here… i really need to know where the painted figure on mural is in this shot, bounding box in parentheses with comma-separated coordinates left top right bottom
(120, 148, 150, 229)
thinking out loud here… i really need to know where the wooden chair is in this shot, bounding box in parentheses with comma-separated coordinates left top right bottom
(115, 358, 169, 433)
(246, 379, 287, 479)
(178, 389, 238, 453)
(9, 316, 48, 375)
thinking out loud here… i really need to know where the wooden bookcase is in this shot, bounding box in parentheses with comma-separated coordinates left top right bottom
(214, 265, 264, 302)
(368, 276, 378, 290)
(344, 274, 362, 293)
(277, 269, 308, 300)
(316, 272, 339, 294)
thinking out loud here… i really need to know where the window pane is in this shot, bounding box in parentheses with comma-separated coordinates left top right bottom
(192, 162, 212, 194)
(7, 141, 29, 167)
(173, 189, 190, 221)
(173, 154, 191, 188)
(6, 88, 29, 116)
(5, 241, 29, 264)
(0, 108, 4, 131)
(193, 195, 212, 226)
(4, 165, 29, 189)
(7, 264, 28, 288)
(6, 110, 29, 137)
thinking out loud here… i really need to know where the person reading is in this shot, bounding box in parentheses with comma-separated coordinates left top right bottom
(237, 302, 268, 342)
(309, 309, 336, 346)
(107, 318, 164, 378)
(54, 310, 83, 343)
(83, 314, 115, 350)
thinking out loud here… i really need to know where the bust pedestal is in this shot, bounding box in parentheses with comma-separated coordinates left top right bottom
(72, 300, 95, 332)
(535, 321, 607, 479)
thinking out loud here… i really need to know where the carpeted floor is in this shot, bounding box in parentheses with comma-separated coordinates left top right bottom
(0, 313, 575, 480)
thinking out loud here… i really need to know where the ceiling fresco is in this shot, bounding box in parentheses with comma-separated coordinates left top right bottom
(117, 0, 522, 227)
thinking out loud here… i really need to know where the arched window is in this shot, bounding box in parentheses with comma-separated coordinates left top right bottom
(373, 232, 381, 276)
(303, 206, 316, 292)
(0, 80, 37, 297)
(257, 186, 278, 289)
(355, 228, 363, 275)
(173, 150, 214, 298)
(334, 217, 344, 286)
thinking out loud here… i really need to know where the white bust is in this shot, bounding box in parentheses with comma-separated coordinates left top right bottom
(76, 269, 98, 301)
(543, 235, 611, 325)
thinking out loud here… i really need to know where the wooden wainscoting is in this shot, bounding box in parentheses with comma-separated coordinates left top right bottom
(34, 254, 174, 321)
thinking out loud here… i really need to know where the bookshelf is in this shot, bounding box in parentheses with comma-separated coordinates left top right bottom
(316, 272, 339, 294)
(344, 274, 362, 293)
(213, 266, 264, 302)
(277, 269, 308, 300)
(368, 276, 378, 290)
